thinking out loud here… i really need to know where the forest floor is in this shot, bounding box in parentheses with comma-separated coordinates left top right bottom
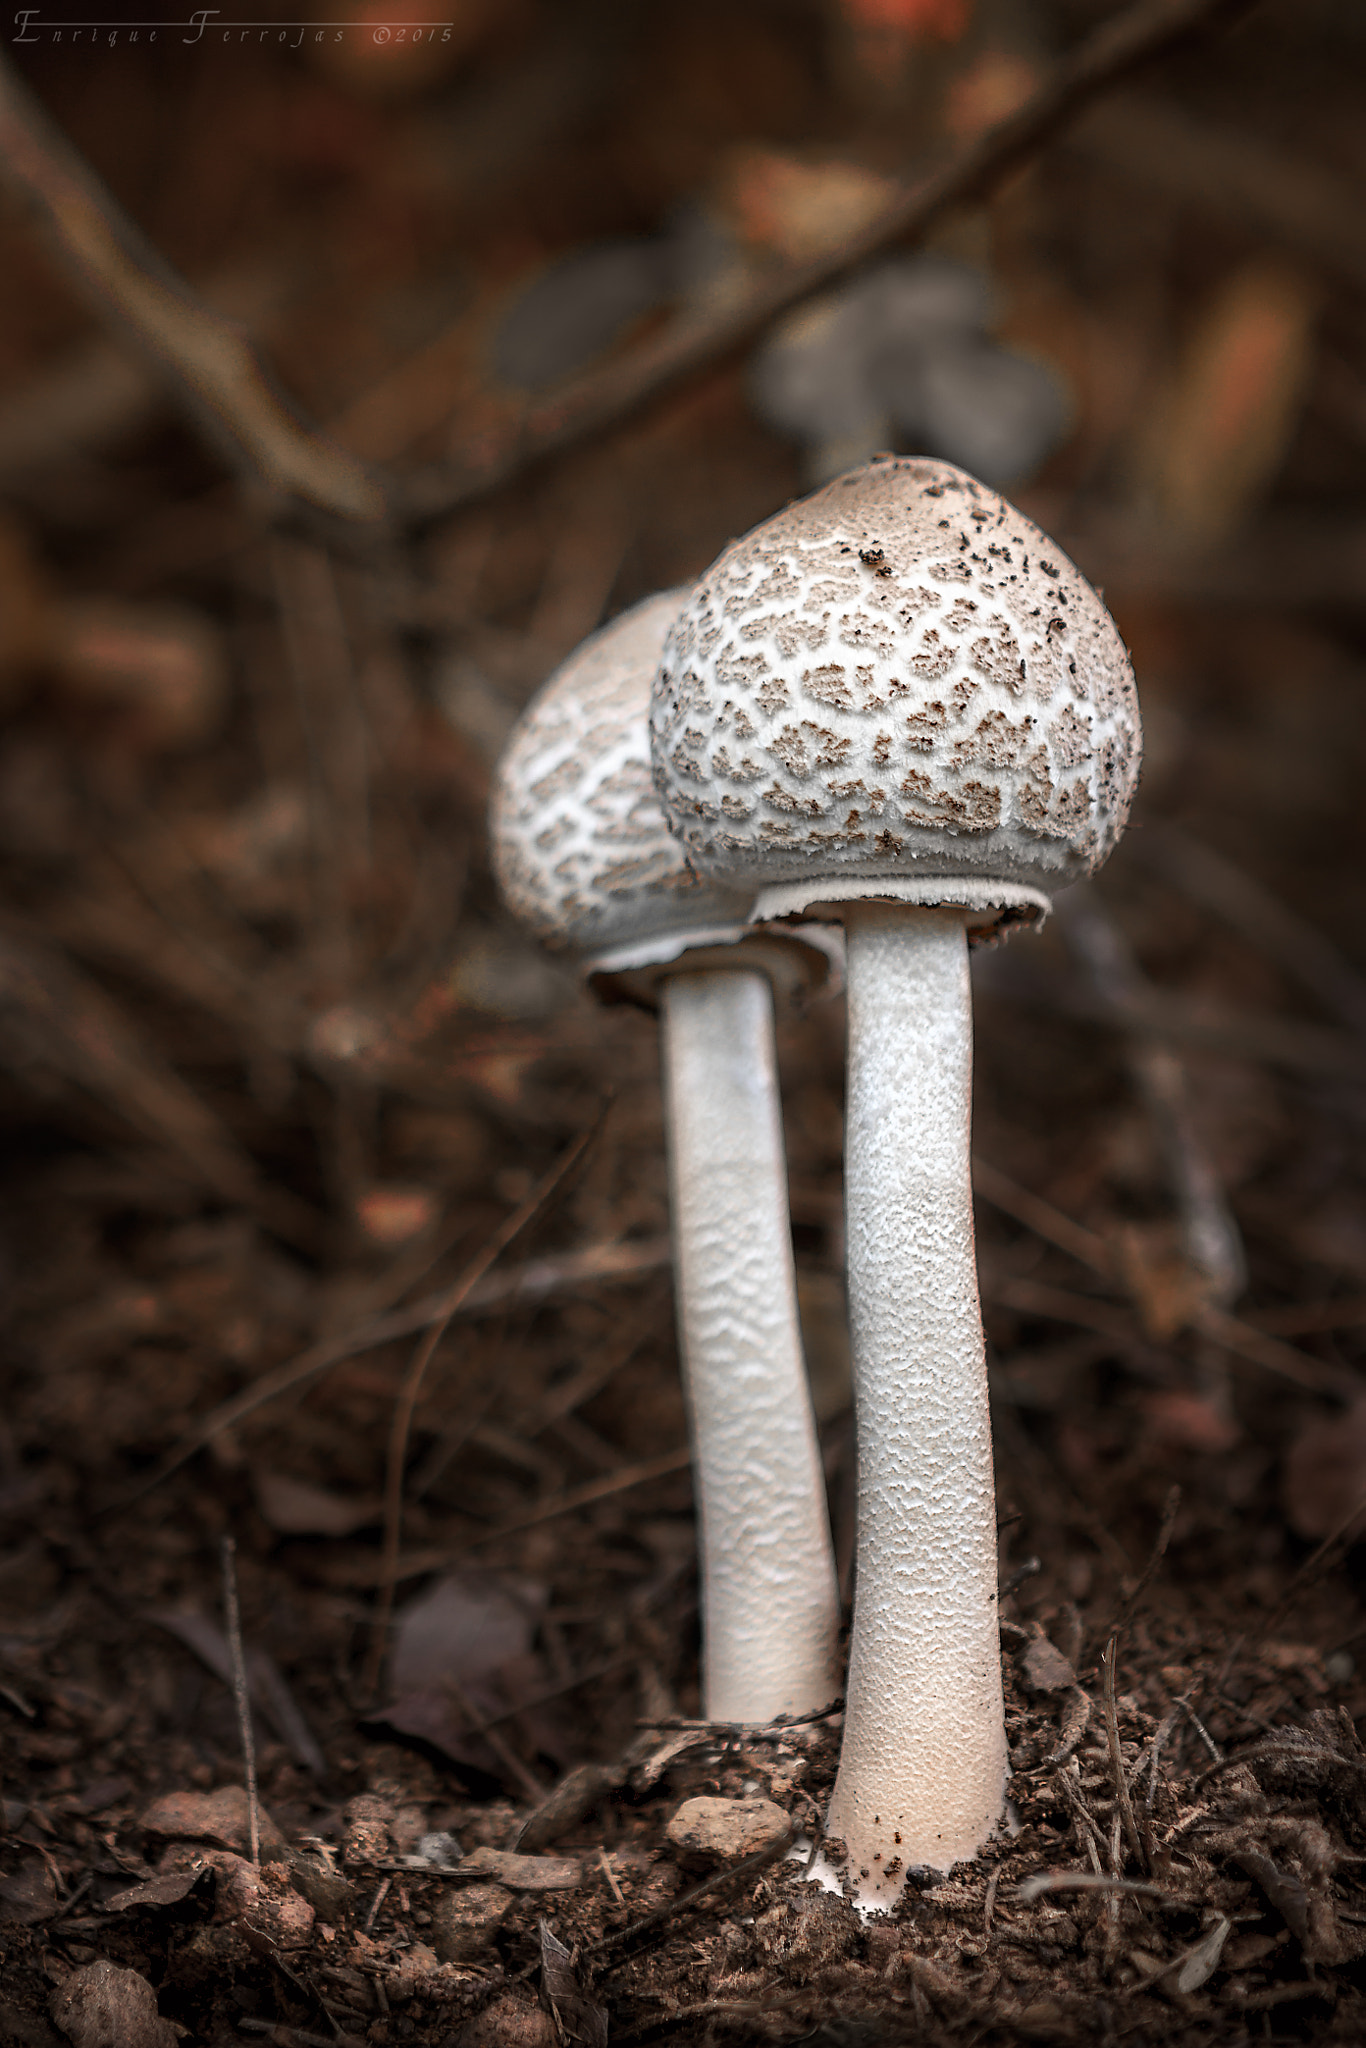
(3, 1, 1366, 2042)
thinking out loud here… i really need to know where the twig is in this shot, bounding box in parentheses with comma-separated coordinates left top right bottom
(1108, 1485, 1182, 1646)
(1139, 823, 1366, 1040)
(1015, 1871, 1179, 1904)
(362, 1876, 391, 1935)
(362, 1446, 695, 1586)
(221, 1536, 261, 1869)
(1056, 890, 1247, 1309)
(359, 1111, 607, 1700)
(634, 1701, 844, 1737)
(583, 1833, 795, 1970)
(124, 1227, 668, 1503)
(973, 1157, 1114, 1276)
(398, 0, 1259, 525)
(597, 1848, 626, 1908)
(1102, 1636, 1147, 1875)
(450, 1677, 546, 1805)
(0, 47, 383, 526)
(0, 916, 316, 1250)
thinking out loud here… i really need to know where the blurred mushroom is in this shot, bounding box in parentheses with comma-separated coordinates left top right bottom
(651, 455, 1141, 1905)
(751, 255, 1070, 486)
(492, 590, 841, 1723)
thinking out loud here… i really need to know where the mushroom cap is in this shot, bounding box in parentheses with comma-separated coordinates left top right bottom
(490, 589, 750, 963)
(650, 457, 1141, 912)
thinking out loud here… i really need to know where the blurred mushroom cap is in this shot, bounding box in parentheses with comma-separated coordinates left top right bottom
(491, 589, 750, 960)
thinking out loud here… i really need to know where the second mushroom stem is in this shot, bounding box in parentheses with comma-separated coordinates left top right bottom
(659, 965, 842, 1725)
(824, 904, 1007, 1895)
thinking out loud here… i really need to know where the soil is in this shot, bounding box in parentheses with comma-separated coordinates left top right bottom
(4, 3, 1366, 2043)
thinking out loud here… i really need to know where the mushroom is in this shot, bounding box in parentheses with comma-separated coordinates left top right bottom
(650, 457, 1141, 1904)
(491, 590, 842, 1724)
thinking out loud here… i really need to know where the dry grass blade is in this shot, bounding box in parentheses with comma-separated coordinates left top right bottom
(372, 1446, 695, 1587)
(221, 1536, 261, 1869)
(1102, 1636, 1148, 1875)
(0, 47, 384, 524)
(0, 916, 316, 1247)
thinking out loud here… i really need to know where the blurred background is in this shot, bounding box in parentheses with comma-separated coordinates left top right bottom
(3, 0, 1366, 2034)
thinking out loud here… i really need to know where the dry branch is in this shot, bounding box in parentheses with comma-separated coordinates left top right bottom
(399, 0, 1261, 524)
(0, 46, 384, 525)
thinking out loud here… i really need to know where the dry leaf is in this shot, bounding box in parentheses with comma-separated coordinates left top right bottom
(55, 599, 227, 751)
(1139, 260, 1318, 543)
(721, 149, 893, 263)
(538, 1919, 608, 2048)
(369, 1570, 561, 1786)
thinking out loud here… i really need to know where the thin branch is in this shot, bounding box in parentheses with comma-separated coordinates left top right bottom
(0, 46, 384, 525)
(398, 0, 1261, 525)
(122, 1227, 669, 1504)
(359, 1111, 607, 1701)
(1102, 1637, 1148, 1876)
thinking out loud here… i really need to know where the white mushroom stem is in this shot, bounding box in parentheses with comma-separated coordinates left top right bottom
(659, 964, 842, 1724)
(819, 902, 1006, 1905)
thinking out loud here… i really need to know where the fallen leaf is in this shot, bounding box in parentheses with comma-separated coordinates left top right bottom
(368, 1569, 562, 1786)
(1172, 1913, 1231, 1994)
(1282, 1396, 1366, 1541)
(147, 1610, 326, 1775)
(104, 1864, 209, 1913)
(539, 1917, 608, 2048)
(0, 1856, 57, 1924)
(253, 1469, 380, 1538)
(839, 0, 971, 40)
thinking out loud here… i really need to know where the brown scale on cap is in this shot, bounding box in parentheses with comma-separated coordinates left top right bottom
(651, 457, 1141, 904)
(491, 590, 747, 959)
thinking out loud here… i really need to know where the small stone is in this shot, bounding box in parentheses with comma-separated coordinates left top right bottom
(49, 1962, 178, 2048)
(450, 1993, 557, 2048)
(386, 1940, 479, 2002)
(666, 1795, 792, 1867)
(214, 1855, 316, 1949)
(1019, 1634, 1076, 1695)
(287, 1849, 355, 1922)
(139, 1784, 284, 1854)
(408, 1830, 463, 1868)
(431, 1882, 514, 1962)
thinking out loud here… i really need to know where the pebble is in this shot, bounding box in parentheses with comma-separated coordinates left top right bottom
(139, 1784, 284, 1853)
(49, 1962, 178, 2048)
(431, 1881, 514, 1962)
(666, 1795, 792, 1866)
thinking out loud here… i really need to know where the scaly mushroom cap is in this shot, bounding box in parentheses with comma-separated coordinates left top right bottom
(650, 456, 1141, 915)
(491, 589, 749, 963)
